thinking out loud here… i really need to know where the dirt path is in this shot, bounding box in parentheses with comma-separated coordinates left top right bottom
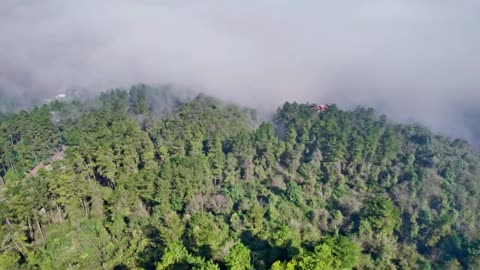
(27, 146, 67, 177)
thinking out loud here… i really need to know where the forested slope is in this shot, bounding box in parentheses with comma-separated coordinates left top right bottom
(1, 85, 479, 269)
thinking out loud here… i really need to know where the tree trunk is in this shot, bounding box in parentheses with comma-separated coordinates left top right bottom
(3, 212, 11, 226)
(0, 176, 6, 188)
(56, 204, 64, 223)
(0, 160, 7, 174)
(8, 133, 15, 147)
(28, 219, 34, 241)
(47, 210, 52, 225)
(11, 237, 26, 257)
(9, 160, 17, 174)
(2, 212, 26, 257)
(36, 219, 45, 239)
(82, 199, 88, 216)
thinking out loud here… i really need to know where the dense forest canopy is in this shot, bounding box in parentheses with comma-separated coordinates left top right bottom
(1, 84, 479, 269)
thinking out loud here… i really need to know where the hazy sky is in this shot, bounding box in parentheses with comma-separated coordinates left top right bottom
(1, 0, 480, 142)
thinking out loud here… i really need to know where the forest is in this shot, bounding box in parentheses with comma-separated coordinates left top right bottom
(1, 84, 479, 269)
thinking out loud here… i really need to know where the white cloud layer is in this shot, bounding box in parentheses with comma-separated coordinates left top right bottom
(1, 0, 480, 142)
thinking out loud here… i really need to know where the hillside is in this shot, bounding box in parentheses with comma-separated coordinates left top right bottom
(1, 85, 480, 270)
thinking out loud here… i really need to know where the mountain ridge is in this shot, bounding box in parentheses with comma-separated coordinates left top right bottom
(0, 85, 479, 269)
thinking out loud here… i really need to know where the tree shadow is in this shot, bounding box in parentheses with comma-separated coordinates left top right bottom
(240, 230, 300, 269)
(137, 224, 163, 270)
(197, 244, 213, 260)
(269, 186, 286, 196)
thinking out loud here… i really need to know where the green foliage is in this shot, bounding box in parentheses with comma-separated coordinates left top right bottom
(1, 86, 479, 269)
(225, 243, 253, 270)
(0, 251, 20, 270)
(361, 196, 400, 236)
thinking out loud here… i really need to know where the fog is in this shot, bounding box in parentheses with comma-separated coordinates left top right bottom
(1, 0, 480, 144)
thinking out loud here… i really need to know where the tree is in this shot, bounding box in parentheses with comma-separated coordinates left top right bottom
(361, 196, 400, 236)
(296, 243, 341, 270)
(225, 243, 253, 270)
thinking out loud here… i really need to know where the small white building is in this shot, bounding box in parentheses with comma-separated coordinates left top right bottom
(55, 93, 66, 99)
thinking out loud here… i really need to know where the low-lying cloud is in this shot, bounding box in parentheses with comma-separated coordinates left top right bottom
(1, 0, 480, 144)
